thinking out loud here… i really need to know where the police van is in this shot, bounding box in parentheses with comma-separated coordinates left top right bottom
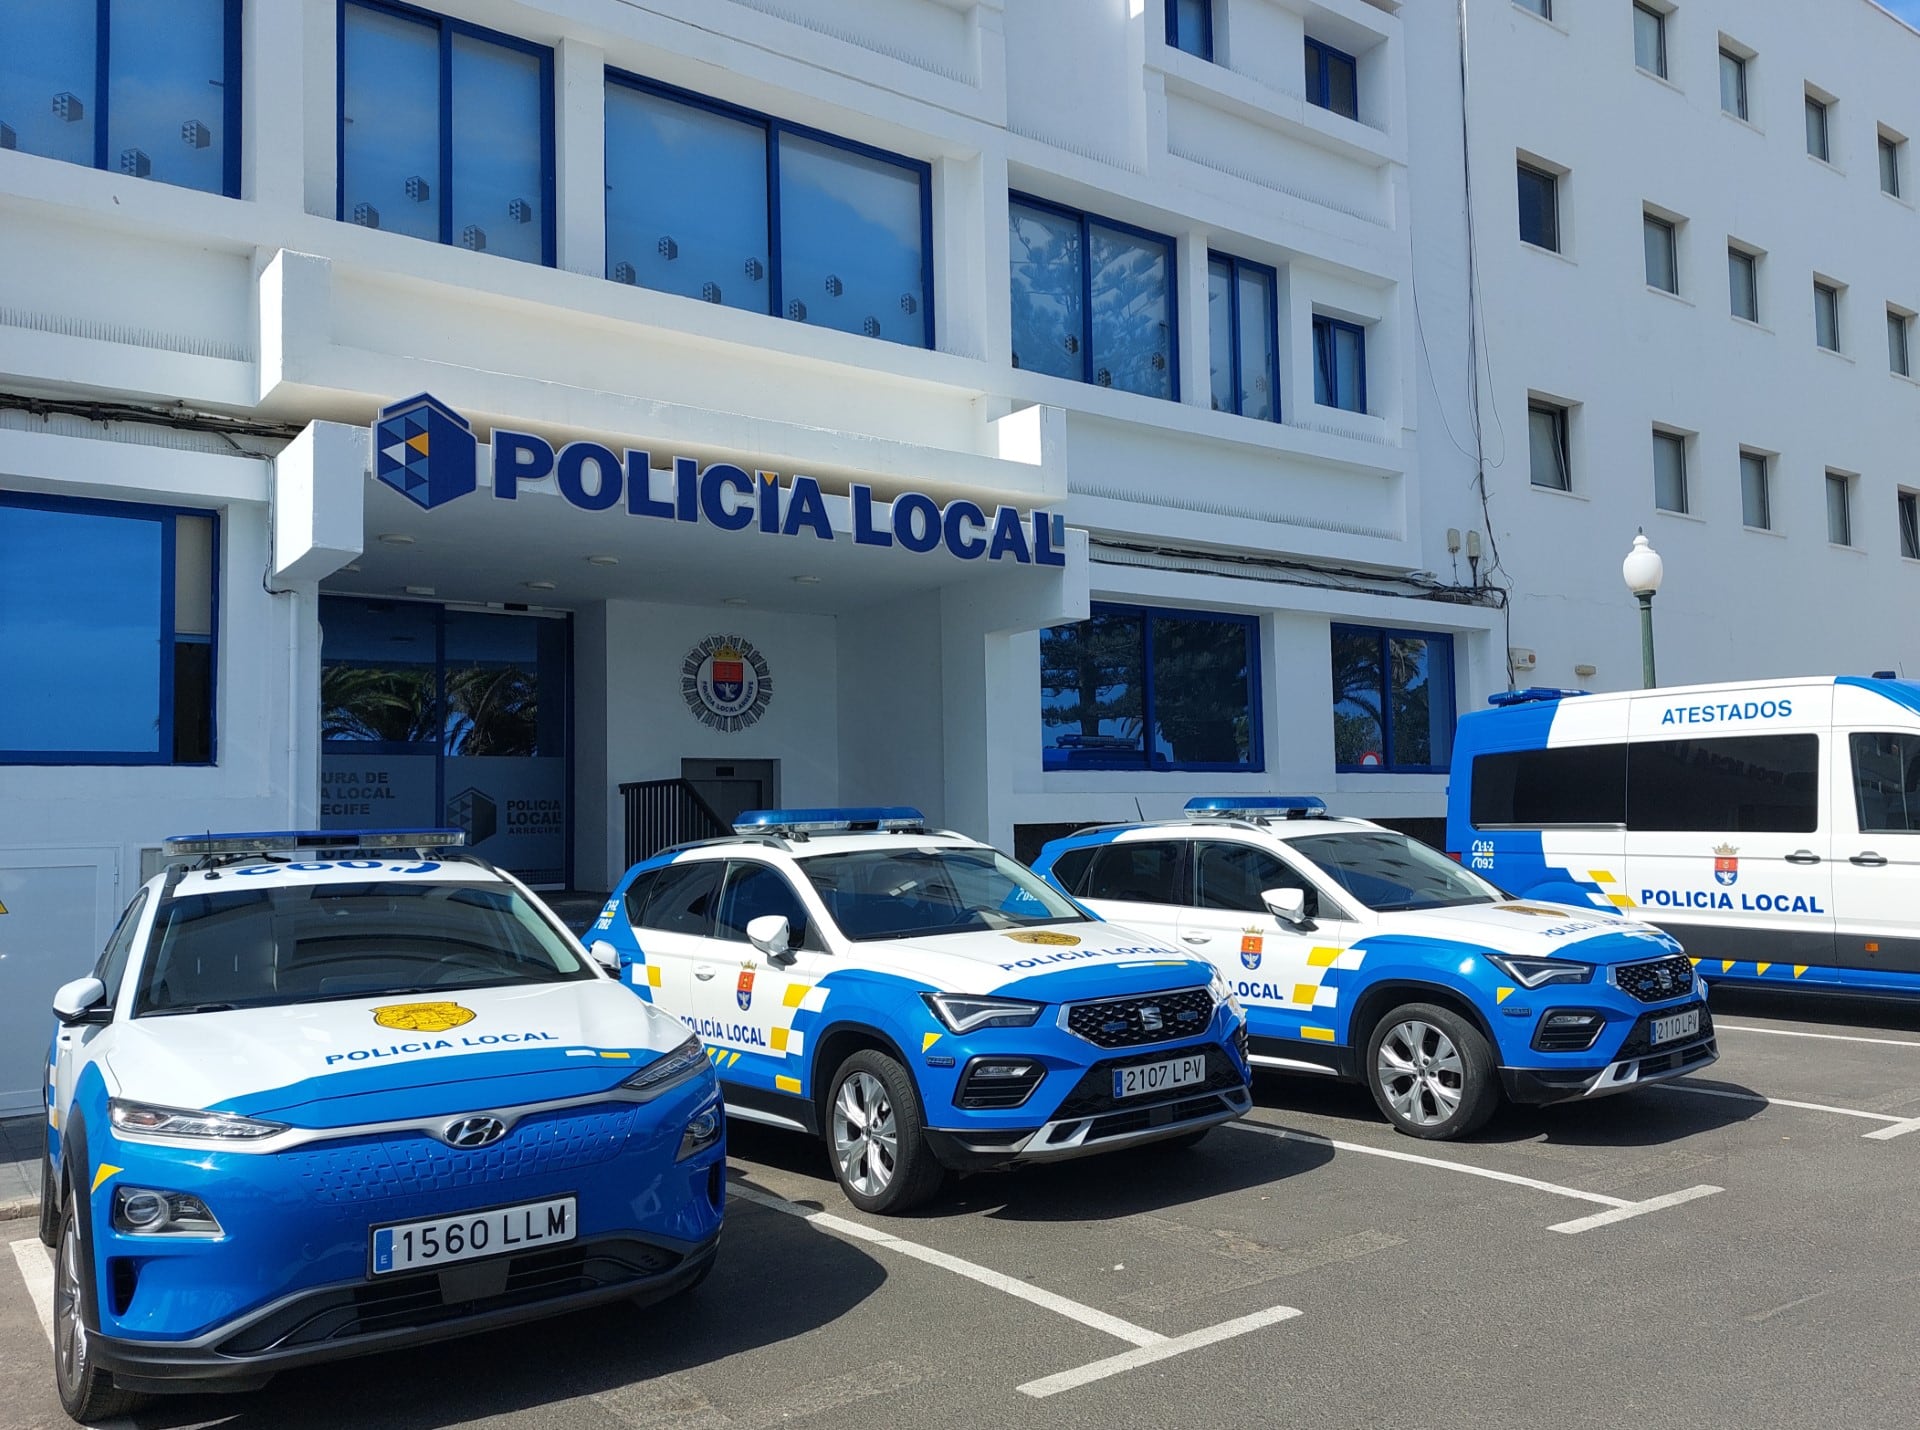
(1447, 675, 1920, 998)
(1033, 799, 1715, 1140)
(591, 808, 1251, 1214)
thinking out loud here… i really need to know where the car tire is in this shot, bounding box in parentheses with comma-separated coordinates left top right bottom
(53, 1200, 145, 1424)
(824, 1050, 946, 1215)
(38, 1145, 59, 1250)
(1364, 1002, 1499, 1141)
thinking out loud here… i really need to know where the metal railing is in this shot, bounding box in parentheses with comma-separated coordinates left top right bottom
(619, 779, 730, 867)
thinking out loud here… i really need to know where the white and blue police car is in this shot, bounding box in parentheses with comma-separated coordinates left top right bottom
(1032, 799, 1719, 1140)
(39, 830, 724, 1422)
(591, 808, 1251, 1214)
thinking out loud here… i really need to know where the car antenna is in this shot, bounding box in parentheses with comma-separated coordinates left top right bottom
(1134, 797, 1145, 821)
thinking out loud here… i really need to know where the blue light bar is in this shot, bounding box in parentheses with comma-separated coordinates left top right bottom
(731, 807, 927, 834)
(1486, 687, 1591, 707)
(1183, 797, 1327, 821)
(163, 829, 467, 856)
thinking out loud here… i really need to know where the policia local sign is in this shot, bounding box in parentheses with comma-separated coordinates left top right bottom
(373, 394, 1068, 566)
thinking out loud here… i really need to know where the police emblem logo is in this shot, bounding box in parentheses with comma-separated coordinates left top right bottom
(682, 634, 774, 732)
(736, 964, 756, 1012)
(372, 393, 477, 511)
(1713, 843, 1739, 886)
(1240, 930, 1263, 970)
(372, 1001, 475, 1033)
(1004, 931, 1082, 946)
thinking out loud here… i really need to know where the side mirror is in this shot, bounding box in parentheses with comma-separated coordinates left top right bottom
(747, 915, 795, 961)
(52, 977, 110, 1026)
(1260, 887, 1312, 928)
(587, 940, 621, 975)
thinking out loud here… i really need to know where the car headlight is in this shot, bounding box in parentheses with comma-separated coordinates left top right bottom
(921, 992, 1046, 1033)
(1209, 970, 1244, 1018)
(678, 1099, 724, 1160)
(621, 1034, 709, 1100)
(1486, 953, 1595, 988)
(109, 1100, 287, 1141)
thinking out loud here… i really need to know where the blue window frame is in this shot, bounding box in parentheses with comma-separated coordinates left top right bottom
(1331, 625, 1454, 774)
(1010, 195, 1178, 401)
(1165, 0, 1213, 61)
(1042, 603, 1261, 773)
(604, 73, 934, 348)
(1312, 314, 1367, 413)
(338, 1, 556, 266)
(0, 0, 242, 196)
(1304, 38, 1359, 120)
(0, 493, 217, 766)
(1207, 252, 1279, 421)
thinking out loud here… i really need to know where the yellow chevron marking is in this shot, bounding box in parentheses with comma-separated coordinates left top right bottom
(1607, 894, 1636, 909)
(770, 1027, 790, 1053)
(91, 1163, 122, 1193)
(645, 965, 662, 988)
(1293, 984, 1319, 1007)
(1688, 957, 1701, 967)
(1793, 965, 1807, 979)
(775, 1074, 801, 1093)
(707, 1047, 721, 1061)
(1720, 960, 1735, 972)
(1301, 1026, 1335, 1042)
(783, 984, 811, 1008)
(726, 1051, 741, 1067)
(1588, 869, 1618, 884)
(1496, 986, 1515, 1005)
(1306, 947, 1343, 968)
(1756, 962, 1772, 976)
(922, 1032, 942, 1053)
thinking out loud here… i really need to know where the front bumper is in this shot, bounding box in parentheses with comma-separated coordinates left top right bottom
(1500, 1001, 1718, 1105)
(91, 1232, 718, 1390)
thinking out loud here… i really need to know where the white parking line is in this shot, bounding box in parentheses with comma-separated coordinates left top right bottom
(1228, 1122, 1721, 1233)
(9, 1238, 53, 1345)
(1716, 1023, 1920, 1050)
(1652, 1081, 1920, 1138)
(728, 1182, 1301, 1397)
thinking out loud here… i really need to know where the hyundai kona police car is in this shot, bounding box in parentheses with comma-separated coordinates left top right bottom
(38, 831, 724, 1422)
(592, 808, 1252, 1214)
(1033, 799, 1719, 1140)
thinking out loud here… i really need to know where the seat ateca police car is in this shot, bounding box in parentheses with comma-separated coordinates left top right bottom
(38, 830, 724, 1423)
(1033, 799, 1718, 1140)
(590, 808, 1251, 1214)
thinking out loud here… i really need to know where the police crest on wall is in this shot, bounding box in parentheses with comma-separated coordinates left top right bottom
(682, 635, 773, 732)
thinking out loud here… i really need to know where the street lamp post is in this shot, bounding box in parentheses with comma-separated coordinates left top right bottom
(1621, 531, 1664, 689)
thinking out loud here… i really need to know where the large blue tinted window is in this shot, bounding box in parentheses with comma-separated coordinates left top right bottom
(1042, 604, 1260, 772)
(0, 496, 216, 765)
(338, 2, 554, 265)
(603, 75, 932, 348)
(1011, 196, 1178, 400)
(0, 0, 239, 195)
(1207, 252, 1278, 421)
(1332, 625, 1454, 773)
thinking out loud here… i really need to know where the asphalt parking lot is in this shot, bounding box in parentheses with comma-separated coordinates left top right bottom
(7, 985, 1920, 1430)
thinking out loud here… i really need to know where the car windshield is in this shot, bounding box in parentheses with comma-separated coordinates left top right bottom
(133, 880, 594, 1015)
(1289, 831, 1503, 913)
(797, 846, 1085, 942)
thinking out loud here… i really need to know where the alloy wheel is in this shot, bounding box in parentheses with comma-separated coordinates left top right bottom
(1375, 1018, 1466, 1128)
(831, 1071, 899, 1196)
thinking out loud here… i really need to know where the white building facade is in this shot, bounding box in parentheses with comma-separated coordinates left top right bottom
(0, 0, 1516, 1115)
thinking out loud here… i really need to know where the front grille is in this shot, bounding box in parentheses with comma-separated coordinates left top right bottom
(1063, 987, 1215, 1048)
(216, 1237, 682, 1356)
(281, 1105, 639, 1207)
(1614, 954, 1697, 1004)
(1615, 1001, 1714, 1059)
(1049, 1045, 1246, 1121)
(955, 1057, 1047, 1110)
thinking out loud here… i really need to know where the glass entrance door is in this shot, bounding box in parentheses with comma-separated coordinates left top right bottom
(320, 598, 570, 885)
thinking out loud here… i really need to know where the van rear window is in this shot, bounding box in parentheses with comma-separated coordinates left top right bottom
(1470, 745, 1627, 827)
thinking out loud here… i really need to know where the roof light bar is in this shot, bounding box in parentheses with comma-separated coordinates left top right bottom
(1485, 687, 1591, 707)
(162, 829, 467, 856)
(1183, 796, 1328, 821)
(731, 807, 927, 835)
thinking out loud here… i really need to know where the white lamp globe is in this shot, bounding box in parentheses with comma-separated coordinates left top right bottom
(1622, 532, 1664, 596)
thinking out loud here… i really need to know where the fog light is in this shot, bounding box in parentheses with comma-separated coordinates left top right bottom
(111, 1187, 222, 1236)
(117, 1190, 167, 1231)
(678, 1103, 723, 1160)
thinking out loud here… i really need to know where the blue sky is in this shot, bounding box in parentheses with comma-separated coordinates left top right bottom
(1880, 0, 1920, 27)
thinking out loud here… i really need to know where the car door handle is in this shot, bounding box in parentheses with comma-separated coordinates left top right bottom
(693, 965, 716, 981)
(1785, 850, 1822, 865)
(1181, 933, 1212, 945)
(1850, 852, 1889, 868)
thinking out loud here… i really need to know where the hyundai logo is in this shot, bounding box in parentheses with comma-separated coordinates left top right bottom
(1139, 1005, 1164, 1033)
(442, 1116, 507, 1149)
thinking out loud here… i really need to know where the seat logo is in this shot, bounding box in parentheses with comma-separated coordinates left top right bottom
(373, 1001, 476, 1033)
(441, 1116, 506, 1148)
(1139, 1005, 1164, 1032)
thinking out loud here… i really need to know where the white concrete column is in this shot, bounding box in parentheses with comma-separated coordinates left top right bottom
(1179, 224, 1211, 413)
(300, 0, 337, 219)
(555, 37, 606, 279)
(244, 0, 306, 211)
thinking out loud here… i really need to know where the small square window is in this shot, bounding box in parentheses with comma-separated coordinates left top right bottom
(1643, 212, 1678, 293)
(1728, 246, 1759, 322)
(1633, 4, 1668, 79)
(1900, 491, 1920, 559)
(1529, 400, 1571, 490)
(1517, 161, 1560, 251)
(1827, 471, 1854, 546)
(1304, 38, 1359, 121)
(1719, 49, 1748, 120)
(1807, 94, 1831, 162)
(1815, 281, 1842, 351)
(1312, 315, 1367, 413)
(1166, 0, 1213, 62)
(1652, 430, 1688, 513)
(1740, 451, 1772, 530)
(1891, 309, 1914, 377)
(1881, 134, 1904, 197)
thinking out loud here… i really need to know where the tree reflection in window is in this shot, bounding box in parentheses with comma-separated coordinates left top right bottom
(1332, 625, 1454, 771)
(1010, 197, 1175, 399)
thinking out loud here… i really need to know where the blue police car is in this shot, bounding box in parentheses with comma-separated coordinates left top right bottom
(40, 830, 724, 1421)
(590, 808, 1251, 1214)
(1033, 799, 1718, 1140)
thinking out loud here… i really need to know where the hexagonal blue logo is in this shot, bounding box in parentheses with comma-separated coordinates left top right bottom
(375, 393, 477, 510)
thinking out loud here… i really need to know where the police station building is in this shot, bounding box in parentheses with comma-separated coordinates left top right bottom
(0, 0, 1510, 1114)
